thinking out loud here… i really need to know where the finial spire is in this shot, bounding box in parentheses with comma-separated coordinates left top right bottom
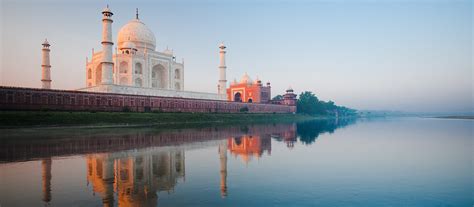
(136, 8, 139, 19)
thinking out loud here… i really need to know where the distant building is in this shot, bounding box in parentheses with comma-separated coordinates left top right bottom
(227, 73, 271, 103)
(282, 87, 297, 106)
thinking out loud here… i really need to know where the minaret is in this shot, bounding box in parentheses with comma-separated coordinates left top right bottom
(100, 5, 114, 85)
(218, 43, 227, 95)
(41, 39, 52, 89)
(219, 142, 228, 198)
(41, 158, 52, 204)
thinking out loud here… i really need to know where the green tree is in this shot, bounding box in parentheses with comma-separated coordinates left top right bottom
(272, 95, 283, 101)
(296, 91, 357, 117)
(297, 91, 325, 115)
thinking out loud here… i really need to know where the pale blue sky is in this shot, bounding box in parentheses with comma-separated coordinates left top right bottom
(0, 0, 472, 113)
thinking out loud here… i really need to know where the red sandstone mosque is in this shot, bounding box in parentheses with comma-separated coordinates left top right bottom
(227, 73, 272, 103)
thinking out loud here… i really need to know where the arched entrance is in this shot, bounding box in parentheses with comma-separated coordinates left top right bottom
(234, 92, 242, 102)
(152, 64, 167, 88)
(95, 64, 102, 85)
(248, 98, 253, 103)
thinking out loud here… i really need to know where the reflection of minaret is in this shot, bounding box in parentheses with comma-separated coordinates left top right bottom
(102, 156, 115, 207)
(86, 154, 115, 207)
(41, 158, 52, 204)
(219, 142, 228, 198)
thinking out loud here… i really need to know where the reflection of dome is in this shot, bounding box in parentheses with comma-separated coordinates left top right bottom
(240, 73, 252, 84)
(117, 19, 156, 51)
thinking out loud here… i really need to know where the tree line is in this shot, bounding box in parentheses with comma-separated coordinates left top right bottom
(273, 91, 357, 117)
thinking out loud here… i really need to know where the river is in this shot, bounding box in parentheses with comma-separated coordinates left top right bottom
(0, 117, 472, 206)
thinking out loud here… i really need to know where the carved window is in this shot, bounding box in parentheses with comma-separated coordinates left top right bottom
(135, 63, 143, 74)
(175, 69, 180, 79)
(119, 61, 128, 74)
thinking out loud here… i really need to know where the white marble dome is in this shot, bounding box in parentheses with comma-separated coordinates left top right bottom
(120, 41, 136, 49)
(117, 19, 156, 51)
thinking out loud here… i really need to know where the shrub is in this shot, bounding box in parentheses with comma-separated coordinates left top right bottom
(122, 106, 131, 112)
(239, 107, 249, 113)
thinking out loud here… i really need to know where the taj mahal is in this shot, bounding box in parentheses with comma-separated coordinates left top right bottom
(0, 5, 297, 113)
(74, 6, 227, 100)
(86, 9, 184, 92)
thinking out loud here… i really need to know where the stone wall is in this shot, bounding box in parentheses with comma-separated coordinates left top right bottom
(0, 86, 296, 113)
(78, 84, 226, 100)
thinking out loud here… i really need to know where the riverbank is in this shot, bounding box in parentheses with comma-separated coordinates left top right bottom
(433, 115, 474, 120)
(0, 111, 317, 129)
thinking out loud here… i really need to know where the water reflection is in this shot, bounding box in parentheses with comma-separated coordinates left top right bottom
(86, 150, 185, 206)
(296, 118, 356, 144)
(42, 158, 52, 204)
(0, 118, 356, 206)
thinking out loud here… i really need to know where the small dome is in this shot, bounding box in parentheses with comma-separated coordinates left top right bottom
(240, 73, 252, 84)
(102, 6, 113, 15)
(42, 39, 50, 46)
(286, 86, 294, 93)
(102, 7, 111, 13)
(117, 19, 156, 51)
(219, 43, 226, 49)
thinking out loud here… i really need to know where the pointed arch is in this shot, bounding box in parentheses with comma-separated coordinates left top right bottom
(234, 92, 242, 102)
(152, 64, 167, 88)
(135, 62, 142, 74)
(95, 64, 102, 85)
(174, 69, 180, 79)
(119, 61, 128, 74)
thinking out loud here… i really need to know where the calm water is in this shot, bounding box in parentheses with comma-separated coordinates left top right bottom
(0, 118, 472, 207)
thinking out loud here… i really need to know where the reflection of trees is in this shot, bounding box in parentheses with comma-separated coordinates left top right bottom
(296, 118, 357, 145)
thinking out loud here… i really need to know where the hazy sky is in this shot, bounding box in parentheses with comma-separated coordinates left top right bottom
(0, 0, 472, 113)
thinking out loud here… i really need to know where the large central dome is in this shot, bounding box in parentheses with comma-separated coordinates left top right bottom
(117, 19, 156, 51)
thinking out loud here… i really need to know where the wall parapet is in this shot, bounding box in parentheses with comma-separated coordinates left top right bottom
(77, 84, 226, 101)
(0, 86, 296, 113)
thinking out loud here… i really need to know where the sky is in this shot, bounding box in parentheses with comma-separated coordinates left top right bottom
(0, 0, 472, 113)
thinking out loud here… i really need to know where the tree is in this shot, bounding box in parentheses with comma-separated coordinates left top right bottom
(297, 91, 325, 115)
(296, 91, 357, 117)
(272, 95, 283, 101)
